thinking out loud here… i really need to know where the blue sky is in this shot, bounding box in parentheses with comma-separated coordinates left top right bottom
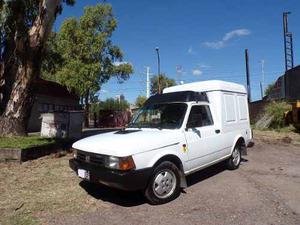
(55, 0, 300, 103)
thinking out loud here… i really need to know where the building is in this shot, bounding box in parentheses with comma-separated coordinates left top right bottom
(268, 65, 300, 100)
(28, 79, 81, 132)
(249, 65, 300, 122)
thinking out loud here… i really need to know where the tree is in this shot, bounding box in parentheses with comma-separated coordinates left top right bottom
(43, 4, 133, 127)
(264, 82, 275, 96)
(100, 98, 129, 111)
(135, 95, 147, 108)
(151, 74, 176, 95)
(0, 0, 75, 136)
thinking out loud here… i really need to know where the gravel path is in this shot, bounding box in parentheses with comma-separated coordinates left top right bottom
(47, 140, 300, 225)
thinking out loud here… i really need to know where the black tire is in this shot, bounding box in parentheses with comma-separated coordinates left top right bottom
(144, 161, 181, 205)
(227, 144, 242, 170)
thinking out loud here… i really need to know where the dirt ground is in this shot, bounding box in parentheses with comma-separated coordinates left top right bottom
(0, 130, 300, 225)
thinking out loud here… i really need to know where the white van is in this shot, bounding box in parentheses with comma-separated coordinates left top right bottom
(70, 80, 252, 204)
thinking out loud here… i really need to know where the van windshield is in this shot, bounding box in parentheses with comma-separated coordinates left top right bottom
(128, 103, 187, 129)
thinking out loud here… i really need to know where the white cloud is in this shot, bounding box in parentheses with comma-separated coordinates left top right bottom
(113, 61, 129, 66)
(203, 41, 225, 49)
(187, 46, 195, 54)
(192, 69, 203, 76)
(223, 29, 251, 41)
(99, 89, 108, 94)
(199, 64, 211, 69)
(203, 29, 251, 49)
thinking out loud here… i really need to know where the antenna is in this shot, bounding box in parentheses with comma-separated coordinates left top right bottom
(283, 12, 294, 71)
(146, 67, 150, 98)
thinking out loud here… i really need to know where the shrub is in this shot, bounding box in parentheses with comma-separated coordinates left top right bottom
(135, 95, 147, 108)
(264, 101, 291, 129)
(100, 98, 129, 111)
(264, 82, 275, 96)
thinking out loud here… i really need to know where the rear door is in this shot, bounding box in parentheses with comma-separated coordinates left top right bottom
(183, 104, 221, 171)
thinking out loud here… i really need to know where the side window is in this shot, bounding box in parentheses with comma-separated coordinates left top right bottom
(187, 105, 214, 128)
(237, 95, 248, 121)
(224, 94, 236, 122)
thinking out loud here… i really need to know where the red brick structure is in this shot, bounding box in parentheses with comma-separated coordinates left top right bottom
(98, 110, 131, 128)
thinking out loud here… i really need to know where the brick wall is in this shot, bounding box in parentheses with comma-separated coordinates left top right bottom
(249, 100, 269, 123)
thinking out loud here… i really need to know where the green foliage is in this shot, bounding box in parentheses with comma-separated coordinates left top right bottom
(151, 74, 176, 95)
(135, 95, 147, 108)
(42, 32, 64, 81)
(0, 0, 75, 61)
(90, 102, 100, 115)
(100, 98, 129, 111)
(0, 135, 56, 149)
(42, 3, 133, 99)
(264, 82, 275, 96)
(90, 97, 130, 114)
(264, 101, 292, 129)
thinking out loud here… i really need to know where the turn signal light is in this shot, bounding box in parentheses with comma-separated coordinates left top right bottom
(119, 156, 136, 170)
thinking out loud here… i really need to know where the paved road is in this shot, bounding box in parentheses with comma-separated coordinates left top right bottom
(48, 140, 300, 225)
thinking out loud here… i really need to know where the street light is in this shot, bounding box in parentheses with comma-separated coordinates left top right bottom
(155, 47, 161, 94)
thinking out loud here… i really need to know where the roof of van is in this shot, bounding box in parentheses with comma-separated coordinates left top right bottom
(163, 80, 247, 94)
(145, 91, 209, 105)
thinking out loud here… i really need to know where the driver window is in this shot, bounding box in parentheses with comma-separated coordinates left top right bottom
(187, 105, 214, 128)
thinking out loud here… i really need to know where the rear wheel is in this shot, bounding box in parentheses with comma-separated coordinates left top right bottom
(227, 144, 241, 170)
(144, 161, 181, 205)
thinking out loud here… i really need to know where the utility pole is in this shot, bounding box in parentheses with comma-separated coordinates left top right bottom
(245, 49, 251, 103)
(146, 67, 150, 98)
(155, 47, 161, 94)
(260, 59, 265, 99)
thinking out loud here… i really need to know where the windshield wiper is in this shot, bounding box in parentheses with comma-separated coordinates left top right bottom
(150, 123, 162, 130)
(128, 123, 142, 129)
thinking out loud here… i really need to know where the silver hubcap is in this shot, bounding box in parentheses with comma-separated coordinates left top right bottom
(152, 169, 176, 199)
(232, 147, 241, 166)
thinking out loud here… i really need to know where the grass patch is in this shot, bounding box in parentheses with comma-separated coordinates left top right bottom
(0, 135, 56, 149)
(0, 154, 110, 225)
(253, 129, 300, 146)
(255, 125, 297, 133)
(2, 213, 38, 225)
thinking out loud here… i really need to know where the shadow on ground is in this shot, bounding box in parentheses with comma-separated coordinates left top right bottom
(78, 159, 247, 207)
(186, 162, 227, 187)
(79, 181, 146, 207)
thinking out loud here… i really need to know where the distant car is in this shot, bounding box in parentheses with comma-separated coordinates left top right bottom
(69, 80, 252, 204)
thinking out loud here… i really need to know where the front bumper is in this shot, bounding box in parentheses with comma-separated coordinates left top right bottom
(69, 158, 152, 191)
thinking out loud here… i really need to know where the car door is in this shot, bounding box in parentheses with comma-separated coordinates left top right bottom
(183, 104, 220, 172)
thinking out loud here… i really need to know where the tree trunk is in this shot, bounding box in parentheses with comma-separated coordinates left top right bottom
(0, 1, 24, 114)
(0, 60, 37, 136)
(84, 90, 90, 128)
(0, 0, 62, 137)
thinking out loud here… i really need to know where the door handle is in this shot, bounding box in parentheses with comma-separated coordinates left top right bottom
(215, 129, 220, 134)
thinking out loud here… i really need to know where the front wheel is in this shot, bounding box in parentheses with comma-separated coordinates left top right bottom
(226, 144, 242, 170)
(144, 161, 181, 205)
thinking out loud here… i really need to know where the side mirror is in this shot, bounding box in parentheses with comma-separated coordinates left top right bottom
(185, 123, 193, 131)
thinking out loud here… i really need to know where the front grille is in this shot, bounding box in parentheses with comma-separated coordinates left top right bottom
(77, 150, 105, 166)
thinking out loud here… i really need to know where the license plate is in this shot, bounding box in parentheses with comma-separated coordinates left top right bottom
(78, 169, 90, 180)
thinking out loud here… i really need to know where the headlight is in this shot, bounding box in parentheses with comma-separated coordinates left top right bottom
(107, 156, 119, 169)
(105, 155, 136, 171)
(73, 149, 77, 159)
